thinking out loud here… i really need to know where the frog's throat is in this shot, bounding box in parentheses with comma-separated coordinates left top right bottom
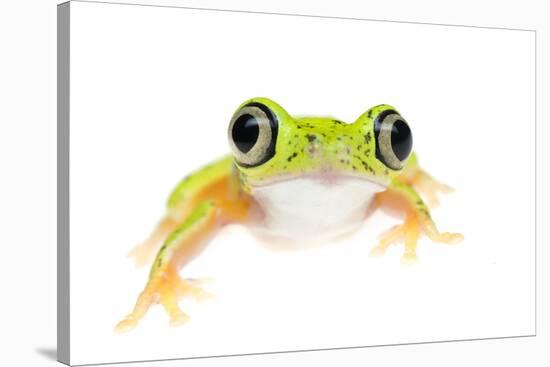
(248, 175, 387, 241)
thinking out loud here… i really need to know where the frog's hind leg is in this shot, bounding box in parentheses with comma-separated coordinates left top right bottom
(371, 181, 462, 264)
(397, 153, 453, 208)
(409, 170, 453, 208)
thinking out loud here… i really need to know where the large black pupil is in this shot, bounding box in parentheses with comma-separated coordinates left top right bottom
(391, 120, 412, 161)
(232, 114, 259, 153)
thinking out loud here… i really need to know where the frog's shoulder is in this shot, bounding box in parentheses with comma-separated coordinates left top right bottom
(166, 154, 235, 209)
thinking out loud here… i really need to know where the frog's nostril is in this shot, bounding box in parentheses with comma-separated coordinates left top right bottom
(307, 140, 322, 158)
(305, 133, 317, 143)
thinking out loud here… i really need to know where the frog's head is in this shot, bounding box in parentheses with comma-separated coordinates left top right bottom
(227, 97, 413, 193)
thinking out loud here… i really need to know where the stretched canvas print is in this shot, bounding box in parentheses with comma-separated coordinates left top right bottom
(57, 1, 536, 365)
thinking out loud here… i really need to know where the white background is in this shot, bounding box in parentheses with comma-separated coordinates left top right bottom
(0, 0, 548, 367)
(67, 2, 536, 365)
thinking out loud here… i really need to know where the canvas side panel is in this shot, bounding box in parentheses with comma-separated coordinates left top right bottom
(57, 2, 70, 365)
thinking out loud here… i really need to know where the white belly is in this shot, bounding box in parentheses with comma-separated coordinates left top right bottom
(250, 177, 386, 243)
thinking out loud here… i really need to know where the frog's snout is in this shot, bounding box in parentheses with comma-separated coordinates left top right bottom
(304, 136, 352, 168)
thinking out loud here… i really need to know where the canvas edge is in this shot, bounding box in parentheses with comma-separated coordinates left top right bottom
(57, 1, 71, 365)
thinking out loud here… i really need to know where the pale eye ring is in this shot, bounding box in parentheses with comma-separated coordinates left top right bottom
(228, 103, 278, 167)
(374, 110, 413, 170)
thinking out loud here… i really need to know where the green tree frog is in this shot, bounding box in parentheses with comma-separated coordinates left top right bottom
(115, 97, 463, 332)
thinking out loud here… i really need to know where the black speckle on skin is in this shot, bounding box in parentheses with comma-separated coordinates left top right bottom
(352, 165, 357, 171)
(287, 152, 298, 162)
(367, 109, 373, 119)
(340, 159, 345, 164)
(321, 133, 327, 137)
(297, 126, 302, 129)
(337, 136, 342, 141)
(357, 144, 362, 150)
(364, 149, 370, 157)
(361, 160, 376, 174)
(306, 134, 317, 142)
(332, 119, 344, 125)
(419, 208, 431, 219)
(364, 131, 372, 144)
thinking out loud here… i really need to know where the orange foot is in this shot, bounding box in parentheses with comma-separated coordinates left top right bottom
(369, 213, 463, 264)
(115, 267, 213, 332)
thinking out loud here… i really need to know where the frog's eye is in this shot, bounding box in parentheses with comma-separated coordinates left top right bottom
(374, 110, 413, 170)
(228, 102, 278, 167)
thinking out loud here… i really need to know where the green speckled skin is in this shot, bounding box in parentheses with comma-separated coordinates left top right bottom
(234, 97, 408, 192)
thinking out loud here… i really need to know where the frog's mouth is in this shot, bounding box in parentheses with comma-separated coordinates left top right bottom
(246, 170, 389, 190)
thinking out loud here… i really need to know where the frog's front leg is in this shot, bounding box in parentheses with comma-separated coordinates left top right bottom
(127, 215, 180, 267)
(369, 181, 463, 264)
(127, 199, 200, 267)
(128, 156, 236, 267)
(115, 197, 250, 332)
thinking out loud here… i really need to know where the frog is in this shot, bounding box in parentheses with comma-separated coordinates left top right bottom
(115, 97, 463, 332)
